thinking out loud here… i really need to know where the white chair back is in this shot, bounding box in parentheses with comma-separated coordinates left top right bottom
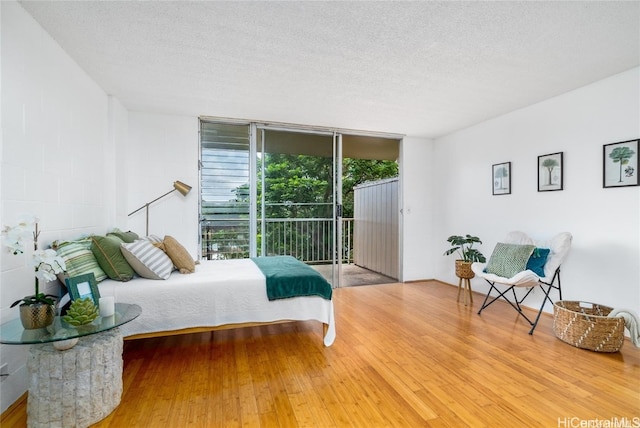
(503, 231, 572, 279)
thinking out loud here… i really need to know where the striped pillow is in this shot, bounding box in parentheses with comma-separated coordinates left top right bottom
(56, 241, 108, 282)
(120, 240, 174, 280)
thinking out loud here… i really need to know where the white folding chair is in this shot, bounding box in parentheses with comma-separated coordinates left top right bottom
(473, 231, 572, 334)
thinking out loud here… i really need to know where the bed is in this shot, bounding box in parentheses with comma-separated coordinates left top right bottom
(97, 256, 336, 346)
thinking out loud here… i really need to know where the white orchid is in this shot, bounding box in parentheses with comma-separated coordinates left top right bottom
(33, 249, 66, 283)
(3, 215, 64, 307)
(2, 215, 38, 254)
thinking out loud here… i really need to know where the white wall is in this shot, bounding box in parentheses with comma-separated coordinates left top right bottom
(109, 96, 130, 228)
(432, 68, 640, 316)
(400, 136, 436, 281)
(0, 1, 119, 412)
(125, 112, 200, 257)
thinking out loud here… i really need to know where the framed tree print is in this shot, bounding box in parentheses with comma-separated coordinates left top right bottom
(492, 162, 511, 195)
(538, 152, 563, 192)
(603, 139, 639, 188)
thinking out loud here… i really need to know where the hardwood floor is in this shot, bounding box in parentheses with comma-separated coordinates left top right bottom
(3, 281, 639, 427)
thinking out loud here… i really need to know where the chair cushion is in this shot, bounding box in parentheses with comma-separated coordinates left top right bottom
(474, 231, 572, 286)
(503, 231, 572, 279)
(526, 248, 550, 277)
(485, 242, 535, 278)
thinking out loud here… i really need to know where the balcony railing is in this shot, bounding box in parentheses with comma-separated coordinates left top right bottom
(201, 218, 354, 264)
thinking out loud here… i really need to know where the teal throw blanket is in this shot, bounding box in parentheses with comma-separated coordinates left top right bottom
(251, 256, 333, 301)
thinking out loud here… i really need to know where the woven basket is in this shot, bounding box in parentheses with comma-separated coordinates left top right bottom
(553, 301, 625, 352)
(455, 260, 475, 279)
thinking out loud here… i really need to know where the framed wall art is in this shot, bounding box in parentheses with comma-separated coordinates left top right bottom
(538, 152, 563, 192)
(65, 273, 100, 306)
(492, 162, 511, 195)
(603, 139, 638, 188)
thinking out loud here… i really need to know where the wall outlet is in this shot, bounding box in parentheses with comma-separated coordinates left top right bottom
(0, 363, 8, 381)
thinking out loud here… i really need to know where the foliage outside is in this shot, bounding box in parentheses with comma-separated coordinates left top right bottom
(202, 154, 398, 261)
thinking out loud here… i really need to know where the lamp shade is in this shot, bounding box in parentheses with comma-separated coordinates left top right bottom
(173, 181, 192, 196)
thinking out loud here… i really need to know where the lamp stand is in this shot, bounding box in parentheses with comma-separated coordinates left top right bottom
(128, 181, 192, 235)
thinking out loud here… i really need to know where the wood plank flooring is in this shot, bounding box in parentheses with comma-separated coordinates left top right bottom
(3, 281, 639, 427)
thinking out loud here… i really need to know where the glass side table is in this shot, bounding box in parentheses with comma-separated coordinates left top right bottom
(0, 303, 141, 345)
(0, 303, 141, 428)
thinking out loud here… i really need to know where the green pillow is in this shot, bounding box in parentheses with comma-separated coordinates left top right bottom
(56, 241, 108, 283)
(107, 229, 140, 243)
(485, 242, 535, 278)
(91, 235, 135, 281)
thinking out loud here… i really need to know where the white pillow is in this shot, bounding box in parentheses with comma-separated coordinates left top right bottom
(120, 240, 173, 280)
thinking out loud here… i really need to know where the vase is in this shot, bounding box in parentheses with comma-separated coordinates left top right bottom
(455, 260, 475, 279)
(52, 328, 79, 351)
(19, 303, 56, 329)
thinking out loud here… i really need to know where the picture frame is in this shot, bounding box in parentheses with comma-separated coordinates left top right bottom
(603, 139, 639, 188)
(65, 273, 100, 306)
(492, 162, 511, 195)
(538, 152, 563, 192)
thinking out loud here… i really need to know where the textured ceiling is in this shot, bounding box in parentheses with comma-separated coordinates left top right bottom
(20, 1, 640, 138)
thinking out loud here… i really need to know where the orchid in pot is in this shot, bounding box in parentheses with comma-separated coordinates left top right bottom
(3, 216, 66, 329)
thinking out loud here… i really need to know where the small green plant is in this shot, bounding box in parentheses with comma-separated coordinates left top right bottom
(62, 298, 99, 326)
(443, 235, 486, 263)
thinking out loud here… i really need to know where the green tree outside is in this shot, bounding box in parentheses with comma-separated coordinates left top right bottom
(257, 154, 397, 259)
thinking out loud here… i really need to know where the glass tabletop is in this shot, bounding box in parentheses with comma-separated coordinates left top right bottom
(0, 303, 141, 345)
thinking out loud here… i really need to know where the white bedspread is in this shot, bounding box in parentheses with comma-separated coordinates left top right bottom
(98, 259, 336, 346)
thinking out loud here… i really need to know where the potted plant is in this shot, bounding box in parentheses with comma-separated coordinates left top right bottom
(443, 234, 486, 279)
(3, 216, 66, 329)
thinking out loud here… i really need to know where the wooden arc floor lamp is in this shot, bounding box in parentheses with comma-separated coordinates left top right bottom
(128, 180, 192, 235)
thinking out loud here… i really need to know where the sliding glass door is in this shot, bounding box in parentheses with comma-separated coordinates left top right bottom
(200, 119, 401, 287)
(256, 127, 342, 287)
(200, 121, 344, 287)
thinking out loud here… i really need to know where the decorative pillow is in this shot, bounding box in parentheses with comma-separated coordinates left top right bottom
(51, 237, 90, 250)
(90, 235, 135, 281)
(141, 234, 163, 244)
(107, 229, 140, 243)
(55, 240, 108, 282)
(526, 247, 551, 277)
(120, 240, 173, 280)
(485, 242, 536, 278)
(162, 235, 195, 274)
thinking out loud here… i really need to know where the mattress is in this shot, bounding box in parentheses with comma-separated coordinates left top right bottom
(98, 258, 336, 346)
